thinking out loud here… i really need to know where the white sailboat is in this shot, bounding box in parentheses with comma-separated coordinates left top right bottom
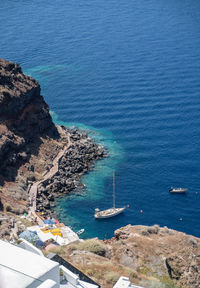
(94, 172, 129, 219)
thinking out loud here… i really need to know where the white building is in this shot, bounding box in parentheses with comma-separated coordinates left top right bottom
(0, 240, 99, 288)
(0, 240, 59, 288)
(113, 276, 145, 288)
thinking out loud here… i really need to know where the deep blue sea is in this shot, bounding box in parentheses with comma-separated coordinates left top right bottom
(1, 0, 200, 239)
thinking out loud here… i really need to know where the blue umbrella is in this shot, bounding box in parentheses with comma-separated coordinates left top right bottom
(43, 219, 55, 225)
(19, 230, 40, 244)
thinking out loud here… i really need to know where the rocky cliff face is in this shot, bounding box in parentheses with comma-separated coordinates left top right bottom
(0, 59, 58, 185)
(0, 59, 62, 213)
(59, 225, 200, 288)
(0, 58, 105, 222)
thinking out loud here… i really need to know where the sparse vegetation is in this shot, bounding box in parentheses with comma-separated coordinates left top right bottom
(105, 271, 120, 284)
(85, 269, 94, 276)
(69, 239, 106, 256)
(17, 217, 32, 227)
(159, 275, 178, 288)
(123, 267, 137, 282)
(147, 224, 160, 234)
(139, 265, 153, 275)
(188, 237, 197, 247)
(141, 224, 160, 235)
(46, 245, 66, 257)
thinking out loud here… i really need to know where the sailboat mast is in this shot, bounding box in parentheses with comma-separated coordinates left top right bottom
(113, 172, 115, 208)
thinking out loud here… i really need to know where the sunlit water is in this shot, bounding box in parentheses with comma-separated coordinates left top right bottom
(1, 0, 200, 238)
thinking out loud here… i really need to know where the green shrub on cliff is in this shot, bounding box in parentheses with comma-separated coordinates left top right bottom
(159, 276, 178, 288)
(69, 239, 106, 256)
(105, 271, 119, 284)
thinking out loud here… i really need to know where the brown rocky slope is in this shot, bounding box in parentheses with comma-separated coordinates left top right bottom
(52, 225, 200, 288)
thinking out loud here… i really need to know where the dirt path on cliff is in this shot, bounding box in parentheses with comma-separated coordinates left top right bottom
(29, 127, 71, 225)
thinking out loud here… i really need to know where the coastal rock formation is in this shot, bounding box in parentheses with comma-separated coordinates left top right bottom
(0, 59, 105, 227)
(57, 225, 200, 288)
(0, 59, 58, 183)
(36, 128, 105, 215)
(0, 59, 64, 223)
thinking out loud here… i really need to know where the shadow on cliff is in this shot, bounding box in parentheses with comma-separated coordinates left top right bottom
(0, 96, 60, 186)
(0, 59, 61, 187)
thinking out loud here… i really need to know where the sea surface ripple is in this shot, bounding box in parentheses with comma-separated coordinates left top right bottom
(1, 0, 200, 238)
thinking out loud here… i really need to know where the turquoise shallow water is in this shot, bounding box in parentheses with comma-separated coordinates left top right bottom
(51, 112, 125, 238)
(1, 0, 200, 239)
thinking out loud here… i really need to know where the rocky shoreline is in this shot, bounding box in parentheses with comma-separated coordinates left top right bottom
(0, 58, 106, 238)
(0, 125, 106, 239)
(35, 126, 106, 217)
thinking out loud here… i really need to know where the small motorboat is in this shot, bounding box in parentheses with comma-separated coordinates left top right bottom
(169, 187, 187, 193)
(76, 229, 85, 235)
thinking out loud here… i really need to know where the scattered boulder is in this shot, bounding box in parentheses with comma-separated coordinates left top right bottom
(36, 127, 106, 215)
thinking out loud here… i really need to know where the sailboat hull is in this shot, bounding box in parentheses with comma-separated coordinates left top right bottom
(94, 172, 129, 219)
(94, 207, 127, 219)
